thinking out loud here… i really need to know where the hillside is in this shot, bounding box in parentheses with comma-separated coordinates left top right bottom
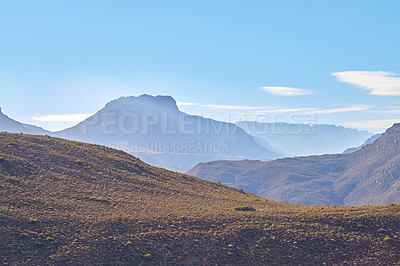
(0, 108, 50, 135)
(1, 133, 400, 264)
(237, 121, 373, 156)
(55, 95, 282, 172)
(188, 123, 400, 206)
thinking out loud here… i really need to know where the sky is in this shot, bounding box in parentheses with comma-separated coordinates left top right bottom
(1, 0, 400, 132)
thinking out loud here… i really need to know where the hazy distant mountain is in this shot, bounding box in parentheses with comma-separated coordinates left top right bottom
(343, 134, 381, 154)
(237, 121, 373, 156)
(56, 95, 283, 171)
(0, 107, 50, 135)
(188, 123, 400, 205)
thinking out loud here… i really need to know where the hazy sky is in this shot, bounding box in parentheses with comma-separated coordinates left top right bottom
(1, 0, 400, 132)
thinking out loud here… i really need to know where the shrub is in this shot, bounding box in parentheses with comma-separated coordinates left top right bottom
(19, 232, 27, 237)
(29, 218, 37, 223)
(34, 242, 43, 248)
(233, 206, 252, 211)
(356, 223, 366, 229)
(253, 198, 260, 201)
(89, 196, 110, 204)
(75, 159, 84, 165)
(45, 237, 55, 243)
(0, 156, 4, 162)
(383, 237, 392, 242)
(8, 142, 16, 146)
(143, 254, 152, 259)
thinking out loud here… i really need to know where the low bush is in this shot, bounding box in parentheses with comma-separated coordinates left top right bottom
(233, 206, 252, 211)
(34, 242, 43, 248)
(356, 223, 366, 229)
(383, 237, 392, 242)
(45, 237, 55, 243)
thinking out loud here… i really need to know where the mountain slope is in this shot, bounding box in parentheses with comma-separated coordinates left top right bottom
(237, 121, 373, 156)
(1, 132, 400, 264)
(56, 95, 282, 172)
(343, 133, 382, 153)
(0, 108, 50, 135)
(188, 123, 400, 206)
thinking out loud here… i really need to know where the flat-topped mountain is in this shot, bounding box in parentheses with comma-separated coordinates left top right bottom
(188, 123, 400, 206)
(1, 132, 400, 264)
(56, 95, 283, 172)
(0, 108, 50, 135)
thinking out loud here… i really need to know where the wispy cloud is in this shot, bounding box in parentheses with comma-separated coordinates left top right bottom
(343, 119, 400, 130)
(303, 105, 372, 115)
(177, 102, 277, 110)
(261, 86, 314, 96)
(178, 101, 370, 116)
(332, 71, 400, 96)
(32, 114, 92, 122)
(251, 108, 318, 114)
(176, 102, 199, 106)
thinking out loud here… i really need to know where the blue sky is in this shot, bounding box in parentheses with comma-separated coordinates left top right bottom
(1, 0, 400, 132)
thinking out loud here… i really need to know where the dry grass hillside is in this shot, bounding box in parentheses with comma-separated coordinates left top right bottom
(1, 132, 400, 264)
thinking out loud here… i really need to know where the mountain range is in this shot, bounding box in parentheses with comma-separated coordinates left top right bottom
(55, 95, 283, 172)
(1, 132, 400, 264)
(188, 123, 400, 206)
(0, 108, 50, 135)
(237, 121, 373, 156)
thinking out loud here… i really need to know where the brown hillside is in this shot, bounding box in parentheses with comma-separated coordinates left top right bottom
(1, 132, 400, 264)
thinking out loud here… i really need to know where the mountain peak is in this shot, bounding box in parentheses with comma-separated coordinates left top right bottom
(105, 94, 179, 112)
(384, 123, 400, 134)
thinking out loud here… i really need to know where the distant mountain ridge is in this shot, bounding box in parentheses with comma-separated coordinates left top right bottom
(0, 108, 50, 135)
(188, 123, 400, 205)
(55, 95, 283, 171)
(237, 121, 373, 156)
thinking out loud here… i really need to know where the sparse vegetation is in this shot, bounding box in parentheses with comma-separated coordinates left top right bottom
(1, 132, 400, 265)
